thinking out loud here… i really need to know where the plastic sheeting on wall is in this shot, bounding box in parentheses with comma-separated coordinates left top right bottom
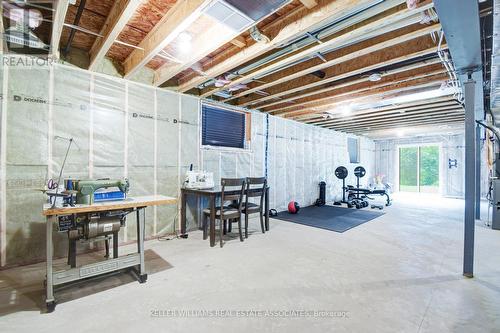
(203, 111, 376, 212)
(0, 58, 375, 266)
(0, 60, 199, 266)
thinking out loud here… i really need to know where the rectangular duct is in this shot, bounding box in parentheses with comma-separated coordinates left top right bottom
(204, 0, 255, 31)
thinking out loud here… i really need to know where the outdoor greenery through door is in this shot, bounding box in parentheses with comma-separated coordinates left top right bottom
(399, 145, 439, 193)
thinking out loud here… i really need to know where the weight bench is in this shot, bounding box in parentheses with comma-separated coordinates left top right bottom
(346, 185, 392, 207)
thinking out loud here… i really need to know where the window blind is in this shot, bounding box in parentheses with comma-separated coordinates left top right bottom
(202, 104, 245, 148)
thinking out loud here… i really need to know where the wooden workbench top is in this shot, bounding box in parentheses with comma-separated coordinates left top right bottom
(43, 195, 177, 216)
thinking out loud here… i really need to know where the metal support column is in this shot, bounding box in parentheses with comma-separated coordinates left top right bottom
(475, 125, 482, 220)
(463, 77, 476, 278)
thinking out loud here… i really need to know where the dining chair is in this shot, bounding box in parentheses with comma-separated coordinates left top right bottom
(202, 178, 246, 247)
(241, 177, 267, 238)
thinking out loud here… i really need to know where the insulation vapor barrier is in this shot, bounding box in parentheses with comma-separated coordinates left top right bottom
(0, 58, 374, 266)
(0, 60, 199, 266)
(203, 113, 376, 212)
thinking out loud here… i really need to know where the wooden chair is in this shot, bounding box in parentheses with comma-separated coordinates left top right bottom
(241, 177, 267, 238)
(203, 178, 245, 247)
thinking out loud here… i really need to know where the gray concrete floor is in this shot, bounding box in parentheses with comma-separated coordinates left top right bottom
(1, 193, 500, 332)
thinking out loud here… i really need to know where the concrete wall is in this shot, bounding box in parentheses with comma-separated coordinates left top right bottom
(374, 133, 489, 198)
(0, 58, 374, 267)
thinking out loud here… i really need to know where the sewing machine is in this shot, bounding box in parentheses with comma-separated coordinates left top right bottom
(72, 178, 130, 204)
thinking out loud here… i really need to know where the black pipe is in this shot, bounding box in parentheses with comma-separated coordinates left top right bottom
(63, 0, 86, 56)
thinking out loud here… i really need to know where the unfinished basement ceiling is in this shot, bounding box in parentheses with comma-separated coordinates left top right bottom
(12, 0, 475, 136)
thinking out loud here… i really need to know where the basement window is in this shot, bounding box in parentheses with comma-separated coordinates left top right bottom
(201, 103, 250, 149)
(348, 137, 360, 163)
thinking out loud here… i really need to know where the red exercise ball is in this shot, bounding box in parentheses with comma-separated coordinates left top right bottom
(288, 201, 300, 214)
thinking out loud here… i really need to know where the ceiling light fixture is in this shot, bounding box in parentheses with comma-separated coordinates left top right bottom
(176, 31, 193, 54)
(369, 73, 382, 82)
(340, 104, 352, 116)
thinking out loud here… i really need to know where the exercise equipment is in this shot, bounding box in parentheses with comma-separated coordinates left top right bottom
(315, 181, 326, 206)
(269, 209, 278, 217)
(288, 201, 300, 214)
(348, 166, 392, 207)
(334, 166, 349, 205)
(334, 165, 393, 209)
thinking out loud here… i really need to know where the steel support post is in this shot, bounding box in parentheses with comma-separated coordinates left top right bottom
(475, 125, 481, 220)
(463, 78, 476, 278)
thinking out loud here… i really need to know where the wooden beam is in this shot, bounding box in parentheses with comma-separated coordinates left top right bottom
(89, 0, 143, 71)
(272, 72, 448, 117)
(175, 0, 392, 92)
(310, 100, 460, 125)
(223, 23, 441, 103)
(153, 0, 298, 87)
(321, 105, 463, 126)
(271, 69, 447, 115)
(211, 3, 436, 100)
(325, 107, 464, 128)
(304, 96, 458, 122)
(348, 120, 465, 134)
(334, 116, 465, 132)
(300, 0, 318, 9)
(50, 0, 70, 58)
(284, 83, 447, 119)
(330, 113, 465, 131)
(252, 59, 443, 114)
(123, 0, 208, 79)
(278, 80, 446, 119)
(244, 47, 440, 109)
(328, 109, 464, 127)
(244, 49, 443, 109)
(230, 36, 247, 48)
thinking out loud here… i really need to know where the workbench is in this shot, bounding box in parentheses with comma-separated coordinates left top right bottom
(42, 195, 177, 312)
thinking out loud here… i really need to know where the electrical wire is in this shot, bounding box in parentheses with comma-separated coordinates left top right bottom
(157, 192, 182, 241)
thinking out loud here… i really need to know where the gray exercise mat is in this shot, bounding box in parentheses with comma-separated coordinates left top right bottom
(273, 205, 384, 233)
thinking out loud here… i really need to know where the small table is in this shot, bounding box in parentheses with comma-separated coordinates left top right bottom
(42, 195, 176, 312)
(180, 186, 270, 247)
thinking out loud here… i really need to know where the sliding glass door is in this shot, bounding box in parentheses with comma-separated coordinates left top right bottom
(399, 145, 439, 193)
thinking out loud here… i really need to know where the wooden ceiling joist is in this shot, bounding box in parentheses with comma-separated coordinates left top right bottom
(266, 68, 447, 115)
(224, 24, 441, 104)
(272, 74, 448, 118)
(303, 96, 458, 123)
(51, 0, 70, 58)
(331, 114, 465, 132)
(299, 0, 318, 9)
(319, 105, 463, 127)
(174, 0, 388, 93)
(211, 2, 436, 100)
(347, 120, 465, 134)
(340, 116, 465, 133)
(230, 36, 247, 48)
(241, 48, 443, 109)
(310, 100, 460, 126)
(325, 107, 464, 129)
(88, 0, 143, 71)
(122, 0, 208, 79)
